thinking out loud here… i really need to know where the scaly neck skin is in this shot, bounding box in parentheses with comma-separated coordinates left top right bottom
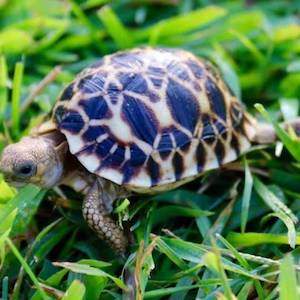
(57, 147, 131, 201)
(36, 130, 90, 192)
(59, 153, 95, 194)
(60, 164, 130, 201)
(34, 130, 69, 188)
(37, 129, 131, 200)
(61, 165, 131, 214)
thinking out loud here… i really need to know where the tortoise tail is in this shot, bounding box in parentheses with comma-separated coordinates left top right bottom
(251, 118, 300, 144)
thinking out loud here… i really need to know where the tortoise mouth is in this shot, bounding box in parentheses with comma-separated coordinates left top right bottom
(4, 177, 28, 188)
(10, 181, 27, 188)
(3, 173, 28, 187)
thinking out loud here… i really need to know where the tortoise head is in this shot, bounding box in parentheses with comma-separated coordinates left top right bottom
(0, 135, 68, 188)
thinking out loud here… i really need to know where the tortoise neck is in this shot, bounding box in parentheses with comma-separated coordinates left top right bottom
(38, 129, 66, 147)
(38, 130, 69, 187)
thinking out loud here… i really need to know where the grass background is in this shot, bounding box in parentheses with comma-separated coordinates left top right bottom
(0, 0, 300, 299)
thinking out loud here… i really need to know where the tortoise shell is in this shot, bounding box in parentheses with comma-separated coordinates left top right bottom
(52, 47, 255, 189)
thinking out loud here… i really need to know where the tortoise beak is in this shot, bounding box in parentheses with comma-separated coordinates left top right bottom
(0, 170, 28, 188)
(0, 148, 16, 185)
(0, 154, 8, 179)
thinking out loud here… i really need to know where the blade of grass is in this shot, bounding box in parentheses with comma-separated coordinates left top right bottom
(14, 17, 68, 31)
(241, 159, 253, 233)
(237, 281, 253, 300)
(97, 6, 133, 49)
(12, 218, 63, 300)
(69, 0, 96, 32)
(226, 232, 300, 248)
(211, 238, 234, 300)
(84, 276, 107, 300)
(21, 65, 61, 113)
(0, 208, 17, 236)
(38, 283, 64, 299)
(0, 54, 8, 122)
(144, 281, 222, 299)
(53, 262, 128, 291)
(253, 176, 298, 247)
(273, 24, 300, 43)
(32, 27, 68, 53)
(0, 29, 32, 54)
(82, 0, 111, 10)
(270, 169, 300, 193)
(216, 234, 249, 269)
(261, 212, 297, 249)
(203, 251, 234, 299)
(152, 205, 212, 225)
(78, 259, 111, 268)
(155, 237, 189, 270)
(134, 238, 157, 298)
(171, 263, 204, 280)
(211, 46, 241, 99)
(255, 103, 300, 162)
(114, 198, 130, 213)
(69, 0, 105, 53)
(62, 280, 85, 300)
(30, 269, 69, 300)
(0, 208, 17, 268)
(253, 177, 298, 223)
(0, 178, 16, 203)
(203, 187, 237, 243)
(33, 222, 74, 261)
(0, 185, 46, 236)
(216, 234, 265, 299)
(133, 6, 227, 41)
(229, 29, 265, 62)
(279, 254, 298, 300)
(156, 236, 268, 282)
(2, 276, 8, 300)
(5, 237, 49, 300)
(11, 61, 24, 135)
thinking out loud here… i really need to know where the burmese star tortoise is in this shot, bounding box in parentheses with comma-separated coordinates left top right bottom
(1, 47, 299, 254)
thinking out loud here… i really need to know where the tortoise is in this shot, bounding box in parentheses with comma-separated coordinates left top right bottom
(0, 47, 299, 254)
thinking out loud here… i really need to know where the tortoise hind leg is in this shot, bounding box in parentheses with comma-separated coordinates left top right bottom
(251, 123, 276, 144)
(83, 180, 128, 255)
(286, 118, 300, 136)
(252, 118, 300, 144)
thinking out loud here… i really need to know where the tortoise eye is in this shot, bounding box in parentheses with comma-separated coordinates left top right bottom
(15, 162, 37, 178)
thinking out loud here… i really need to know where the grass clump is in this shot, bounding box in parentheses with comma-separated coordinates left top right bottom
(0, 0, 300, 299)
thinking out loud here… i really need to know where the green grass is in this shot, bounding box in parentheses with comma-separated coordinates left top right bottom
(0, 0, 300, 299)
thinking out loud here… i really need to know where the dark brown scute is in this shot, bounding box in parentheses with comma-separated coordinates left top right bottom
(147, 157, 160, 186)
(230, 101, 244, 126)
(196, 142, 206, 172)
(122, 95, 158, 145)
(205, 77, 227, 121)
(215, 140, 225, 165)
(59, 82, 74, 102)
(230, 133, 240, 156)
(166, 78, 200, 133)
(172, 152, 184, 180)
(201, 114, 216, 144)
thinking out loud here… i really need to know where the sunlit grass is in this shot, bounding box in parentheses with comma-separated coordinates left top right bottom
(0, 0, 299, 299)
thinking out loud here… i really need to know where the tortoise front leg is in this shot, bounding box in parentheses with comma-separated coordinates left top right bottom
(83, 180, 128, 255)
